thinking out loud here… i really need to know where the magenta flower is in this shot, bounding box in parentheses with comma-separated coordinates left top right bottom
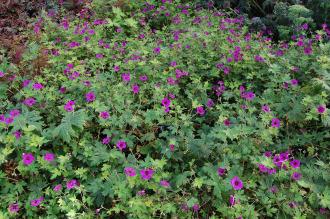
(85, 92, 96, 102)
(160, 180, 170, 188)
(229, 195, 236, 206)
(224, 119, 231, 127)
(161, 97, 171, 107)
(121, 73, 131, 82)
(269, 186, 278, 193)
(169, 144, 175, 152)
(8, 203, 19, 213)
(261, 105, 270, 113)
(139, 75, 148, 82)
(53, 184, 62, 192)
(206, 99, 214, 108)
(116, 140, 127, 151)
(140, 168, 154, 180)
(22, 153, 35, 165)
(64, 100, 75, 112)
(44, 153, 55, 162)
(317, 105, 326, 114)
(132, 84, 140, 94)
(99, 111, 110, 119)
(230, 176, 243, 190)
(95, 53, 103, 59)
(23, 98, 36, 107)
(102, 136, 111, 144)
(66, 179, 79, 190)
(0, 71, 5, 77)
(137, 190, 146, 196)
(9, 109, 20, 118)
(264, 151, 272, 157)
(292, 172, 302, 181)
(258, 164, 268, 173)
(124, 167, 136, 177)
(13, 130, 22, 139)
(290, 79, 298, 86)
(217, 167, 226, 176)
(268, 168, 276, 175)
(30, 197, 44, 207)
(192, 204, 200, 212)
(271, 118, 280, 128)
(154, 47, 161, 54)
(290, 159, 300, 169)
(196, 106, 205, 116)
(113, 65, 120, 72)
(22, 79, 31, 87)
(32, 83, 44, 90)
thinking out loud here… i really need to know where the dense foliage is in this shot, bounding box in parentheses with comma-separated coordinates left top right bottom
(0, 0, 329, 218)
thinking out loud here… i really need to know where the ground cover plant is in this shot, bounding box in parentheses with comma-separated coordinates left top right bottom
(0, 0, 330, 218)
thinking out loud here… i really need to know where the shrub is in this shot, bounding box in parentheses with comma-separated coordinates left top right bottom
(0, 1, 329, 218)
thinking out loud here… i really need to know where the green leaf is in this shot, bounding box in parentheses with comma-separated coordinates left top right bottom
(52, 110, 88, 142)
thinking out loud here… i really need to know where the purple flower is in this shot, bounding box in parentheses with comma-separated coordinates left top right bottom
(64, 100, 75, 112)
(292, 172, 302, 181)
(22, 79, 31, 87)
(206, 99, 214, 108)
(137, 190, 146, 196)
(317, 105, 326, 114)
(140, 168, 154, 180)
(121, 73, 131, 82)
(124, 167, 136, 177)
(229, 195, 236, 206)
(102, 136, 111, 144)
(268, 168, 276, 175)
(13, 130, 22, 139)
(0, 71, 5, 77)
(161, 97, 171, 107)
(264, 151, 272, 157)
(196, 106, 205, 116)
(53, 184, 62, 192)
(154, 47, 161, 54)
(230, 176, 243, 190)
(116, 140, 127, 151)
(66, 179, 79, 190)
(170, 61, 177, 67)
(44, 153, 55, 162)
(30, 197, 44, 207)
(113, 65, 120, 72)
(85, 92, 96, 102)
(280, 152, 289, 161)
(224, 119, 231, 127)
(160, 180, 170, 188)
(217, 167, 226, 176)
(132, 84, 140, 94)
(22, 153, 35, 165)
(32, 83, 44, 90)
(258, 164, 268, 173)
(271, 118, 280, 128)
(9, 109, 20, 118)
(192, 204, 200, 212)
(8, 203, 19, 213)
(139, 75, 148, 82)
(99, 111, 110, 119)
(319, 208, 328, 215)
(289, 201, 297, 208)
(23, 97, 36, 107)
(290, 159, 300, 169)
(95, 53, 103, 59)
(269, 186, 278, 193)
(242, 91, 255, 101)
(290, 79, 298, 86)
(261, 105, 270, 113)
(169, 144, 175, 152)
